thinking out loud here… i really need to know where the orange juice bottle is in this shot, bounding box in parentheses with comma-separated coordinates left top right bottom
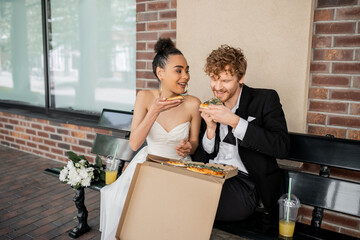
(279, 219, 295, 237)
(105, 171, 118, 185)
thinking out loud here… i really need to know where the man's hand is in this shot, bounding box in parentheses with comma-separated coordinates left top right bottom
(175, 139, 192, 157)
(200, 105, 240, 129)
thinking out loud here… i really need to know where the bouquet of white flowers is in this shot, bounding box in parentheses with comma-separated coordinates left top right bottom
(59, 151, 105, 189)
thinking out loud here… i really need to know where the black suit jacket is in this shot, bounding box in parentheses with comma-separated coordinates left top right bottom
(192, 84, 290, 216)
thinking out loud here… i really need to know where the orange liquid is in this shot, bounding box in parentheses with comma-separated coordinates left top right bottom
(105, 171, 117, 185)
(279, 220, 295, 237)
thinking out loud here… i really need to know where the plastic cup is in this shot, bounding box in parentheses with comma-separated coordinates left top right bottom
(278, 193, 300, 238)
(105, 157, 120, 185)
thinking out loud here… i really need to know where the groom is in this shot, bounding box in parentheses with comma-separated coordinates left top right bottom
(192, 45, 290, 225)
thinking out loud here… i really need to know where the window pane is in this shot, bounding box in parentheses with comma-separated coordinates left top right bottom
(48, 0, 136, 113)
(0, 0, 45, 106)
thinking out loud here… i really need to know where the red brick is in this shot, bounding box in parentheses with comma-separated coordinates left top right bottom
(147, 41, 156, 50)
(36, 119, 48, 124)
(314, 9, 334, 21)
(137, 23, 146, 31)
(313, 49, 353, 61)
(136, 61, 146, 69)
(136, 51, 155, 61)
(310, 62, 330, 73)
(72, 145, 85, 153)
(171, 0, 176, 8)
(137, 42, 146, 51)
(94, 128, 111, 135)
(137, 12, 158, 22)
(315, 22, 355, 34)
(15, 139, 25, 145)
(317, 0, 358, 8)
(137, 32, 158, 41)
(136, 80, 146, 88)
(27, 142, 37, 148)
(147, 21, 169, 31)
(336, 7, 360, 20)
(354, 76, 360, 88)
(159, 31, 176, 39)
(348, 129, 360, 140)
(14, 126, 24, 132)
(308, 88, 328, 99)
(329, 115, 360, 127)
(307, 125, 347, 138)
(72, 131, 85, 138)
(62, 123, 77, 129)
(9, 119, 19, 125)
(20, 133, 31, 140)
(159, 10, 176, 19)
(51, 148, 64, 155)
(31, 123, 42, 130)
(136, 70, 155, 79)
(86, 133, 96, 140)
(323, 211, 359, 228)
(147, 2, 169, 11)
(355, 49, 360, 61)
(341, 228, 360, 239)
(43, 126, 55, 133)
(309, 101, 347, 113)
(78, 126, 93, 132)
(38, 131, 49, 138)
(307, 112, 326, 124)
(38, 144, 50, 152)
(312, 75, 350, 87)
(333, 63, 360, 74)
(334, 36, 360, 47)
(136, 3, 145, 12)
(32, 136, 43, 143)
(147, 80, 160, 88)
(171, 20, 176, 29)
(331, 90, 360, 101)
(44, 139, 56, 147)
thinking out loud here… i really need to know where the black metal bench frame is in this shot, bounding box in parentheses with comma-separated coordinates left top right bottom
(214, 132, 360, 240)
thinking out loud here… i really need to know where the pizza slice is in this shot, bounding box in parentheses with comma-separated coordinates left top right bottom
(186, 163, 226, 176)
(200, 97, 223, 109)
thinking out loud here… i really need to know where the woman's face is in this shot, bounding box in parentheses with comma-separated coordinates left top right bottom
(158, 54, 190, 95)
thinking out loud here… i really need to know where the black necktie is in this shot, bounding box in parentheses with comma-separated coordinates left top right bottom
(222, 125, 236, 145)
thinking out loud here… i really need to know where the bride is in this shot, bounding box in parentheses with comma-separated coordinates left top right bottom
(99, 38, 201, 240)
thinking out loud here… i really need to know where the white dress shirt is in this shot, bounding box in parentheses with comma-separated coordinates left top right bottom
(202, 90, 249, 173)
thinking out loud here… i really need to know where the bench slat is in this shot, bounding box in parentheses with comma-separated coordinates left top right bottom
(286, 171, 360, 217)
(287, 133, 360, 171)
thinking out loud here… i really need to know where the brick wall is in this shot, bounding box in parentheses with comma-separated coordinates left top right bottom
(303, 0, 360, 237)
(308, 0, 360, 140)
(136, 0, 177, 91)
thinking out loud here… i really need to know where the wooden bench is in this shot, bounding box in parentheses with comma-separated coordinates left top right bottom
(44, 108, 141, 237)
(214, 132, 360, 240)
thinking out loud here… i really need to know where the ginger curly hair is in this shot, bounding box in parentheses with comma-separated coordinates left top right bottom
(204, 45, 247, 80)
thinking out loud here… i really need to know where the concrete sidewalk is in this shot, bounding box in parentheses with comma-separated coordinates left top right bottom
(0, 145, 245, 240)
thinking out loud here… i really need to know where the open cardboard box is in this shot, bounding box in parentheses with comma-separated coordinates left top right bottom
(115, 155, 238, 240)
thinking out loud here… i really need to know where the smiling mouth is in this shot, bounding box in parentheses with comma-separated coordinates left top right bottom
(178, 82, 187, 87)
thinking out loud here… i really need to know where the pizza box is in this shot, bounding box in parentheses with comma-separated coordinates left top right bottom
(115, 156, 238, 240)
(146, 154, 238, 179)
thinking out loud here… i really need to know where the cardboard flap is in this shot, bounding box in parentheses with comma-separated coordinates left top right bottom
(116, 162, 225, 240)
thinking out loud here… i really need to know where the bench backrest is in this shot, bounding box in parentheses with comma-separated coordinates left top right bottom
(284, 133, 360, 226)
(91, 109, 142, 165)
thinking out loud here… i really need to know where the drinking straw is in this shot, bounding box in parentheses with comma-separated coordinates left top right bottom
(286, 177, 292, 222)
(111, 144, 120, 170)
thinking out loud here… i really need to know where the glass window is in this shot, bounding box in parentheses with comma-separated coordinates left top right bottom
(48, 0, 136, 113)
(0, 0, 45, 107)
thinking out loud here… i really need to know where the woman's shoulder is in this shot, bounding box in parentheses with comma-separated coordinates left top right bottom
(137, 89, 158, 100)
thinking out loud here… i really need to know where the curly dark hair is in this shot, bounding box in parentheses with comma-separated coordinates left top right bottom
(152, 38, 183, 81)
(204, 45, 247, 80)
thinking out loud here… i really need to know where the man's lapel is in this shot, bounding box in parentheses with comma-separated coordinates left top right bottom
(235, 84, 251, 119)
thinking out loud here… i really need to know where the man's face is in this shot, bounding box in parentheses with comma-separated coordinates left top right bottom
(210, 68, 244, 104)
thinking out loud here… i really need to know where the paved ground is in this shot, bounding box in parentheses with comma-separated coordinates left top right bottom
(0, 145, 246, 240)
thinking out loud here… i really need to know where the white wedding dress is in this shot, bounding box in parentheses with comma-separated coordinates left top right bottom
(99, 121, 191, 240)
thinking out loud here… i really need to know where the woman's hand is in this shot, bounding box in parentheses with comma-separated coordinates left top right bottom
(175, 139, 192, 157)
(148, 97, 183, 115)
